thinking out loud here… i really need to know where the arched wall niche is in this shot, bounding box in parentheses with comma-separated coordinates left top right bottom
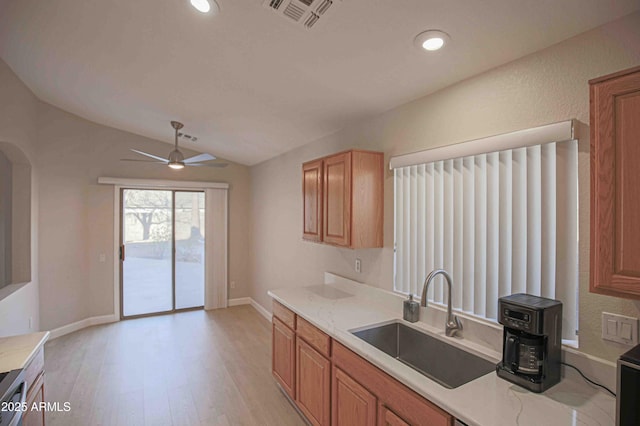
(0, 141, 32, 290)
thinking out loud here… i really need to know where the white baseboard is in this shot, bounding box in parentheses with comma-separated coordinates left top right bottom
(49, 299, 272, 340)
(250, 298, 272, 322)
(49, 314, 118, 340)
(228, 297, 271, 321)
(228, 297, 251, 306)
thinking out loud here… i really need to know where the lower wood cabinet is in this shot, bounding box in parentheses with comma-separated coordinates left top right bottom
(271, 301, 454, 426)
(272, 317, 296, 399)
(332, 341, 453, 426)
(296, 338, 331, 426)
(23, 347, 46, 426)
(332, 367, 377, 426)
(23, 372, 45, 426)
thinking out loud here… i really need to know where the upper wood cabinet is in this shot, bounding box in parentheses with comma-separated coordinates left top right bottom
(590, 66, 640, 299)
(302, 149, 384, 249)
(303, 159, 323, 242)
(323, 152, 352, 246)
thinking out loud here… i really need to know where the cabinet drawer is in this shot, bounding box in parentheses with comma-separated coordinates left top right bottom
(24, 347, 44, 394)
(379, 404, 410, 426)
(296, 317, 330, 357)
(273, 300, 296, 329)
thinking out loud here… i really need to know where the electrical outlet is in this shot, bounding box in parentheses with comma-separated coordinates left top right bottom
(230, 281, 236, 289)
(29, 317, 33, 329)
(99, 253, 106, 263)
(602, 312, 639, 345)
(355, 259, 362, 273)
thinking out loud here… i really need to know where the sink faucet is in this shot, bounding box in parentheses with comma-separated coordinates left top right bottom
(420, 269, 463, 337)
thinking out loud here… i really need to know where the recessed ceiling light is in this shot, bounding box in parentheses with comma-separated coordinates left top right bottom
(414, 30, 450, 52)
(190, 0, 211, 13)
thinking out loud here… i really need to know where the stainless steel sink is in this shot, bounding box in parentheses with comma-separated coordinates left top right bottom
(352, 322, 496, 388)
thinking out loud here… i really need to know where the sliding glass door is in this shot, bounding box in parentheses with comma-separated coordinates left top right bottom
(175, 192, 205, 310)
(120, 189, 205, 318)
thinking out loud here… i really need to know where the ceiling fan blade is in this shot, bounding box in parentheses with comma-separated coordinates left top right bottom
(187, 162, 229, 168)
(184, 153, 216, 163)
(121, 159, 167, 164)
(130, 149, 168, 162)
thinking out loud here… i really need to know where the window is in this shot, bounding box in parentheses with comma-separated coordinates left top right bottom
(392, 122, 579, 341)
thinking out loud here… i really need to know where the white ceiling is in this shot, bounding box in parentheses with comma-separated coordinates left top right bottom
(1, 0, 638, 165)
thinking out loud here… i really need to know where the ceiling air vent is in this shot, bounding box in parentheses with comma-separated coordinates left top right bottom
(269, 0, 285, 10)
(284, 2, 305, 21)
(262, 0, 341, 30)
(316, 0, 332, 15)
(304, 12, 320, 28)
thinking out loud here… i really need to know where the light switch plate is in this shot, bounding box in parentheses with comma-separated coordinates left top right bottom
(602, 312, 639, 345)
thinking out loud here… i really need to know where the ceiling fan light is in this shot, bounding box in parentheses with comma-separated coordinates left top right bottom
(168, 149, 185, 170)
(168, 149, 184, 162)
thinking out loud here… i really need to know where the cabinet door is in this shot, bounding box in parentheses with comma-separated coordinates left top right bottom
(323, 152, 351, 246)
(296, 339, 330, 426)
(272, 317, 296, 399)
(303, 159, 323, 242)
(24, 373, 45, 426)
(590, 66, 640, 298)
(350, 151, 384, 249)
(378, 405, 409, 426)
(332, 367, 376, 426)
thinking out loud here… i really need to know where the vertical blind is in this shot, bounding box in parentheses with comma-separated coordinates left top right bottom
(394, 140, 579, 340)
(205, 188, 229, 310)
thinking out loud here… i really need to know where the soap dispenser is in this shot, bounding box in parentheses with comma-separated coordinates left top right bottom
(403, 294, 419, 323)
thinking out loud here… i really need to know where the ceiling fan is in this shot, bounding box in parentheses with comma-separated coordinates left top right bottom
(121, 121, 228, 169)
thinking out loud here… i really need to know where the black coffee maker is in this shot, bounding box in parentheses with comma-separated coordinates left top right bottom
(496, 293, 562, 392)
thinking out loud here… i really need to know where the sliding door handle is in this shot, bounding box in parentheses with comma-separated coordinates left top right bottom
(120, 245, 125, 261)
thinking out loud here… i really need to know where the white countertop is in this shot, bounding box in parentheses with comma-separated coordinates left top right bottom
(268, 275, 615, 426)
(0, 331, 50, 372)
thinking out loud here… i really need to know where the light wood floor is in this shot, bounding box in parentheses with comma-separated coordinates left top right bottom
(44, 306, 305, 426)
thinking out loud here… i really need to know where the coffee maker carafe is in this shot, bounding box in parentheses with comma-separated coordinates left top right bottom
(496, 293, 562, 392)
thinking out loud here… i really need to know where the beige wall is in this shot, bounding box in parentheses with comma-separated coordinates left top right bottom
(36, 102, 251, 330)
(2, 55, 251, 333)
(249, 12, 640, 362)
(0, 59, 40, 336)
